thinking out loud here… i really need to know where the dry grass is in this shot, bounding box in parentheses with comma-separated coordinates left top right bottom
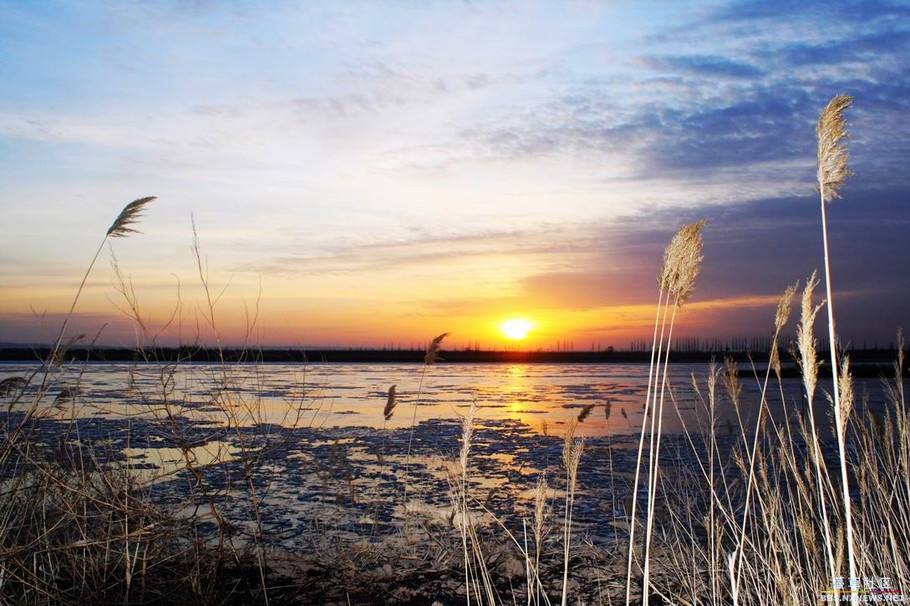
(0, 434, 254, 605)
(0, 201, 315, 605)
(656, 327, 909, 605)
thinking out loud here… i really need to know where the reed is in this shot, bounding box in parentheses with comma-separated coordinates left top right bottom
(425, 332, 450, 365)
(636, 219, 705, 606)
(384, 384, 398, 420)
(795, 270, 838, 585)
(560, 420, 584, 606)
(54, 197, 156, 362)
(658, 325, 909, 605)
(816, 94, 857, 602)
(2, 197, 156, 463)
(459, 401, 476, 606)
(577, 403, 595, 423)
(405, 333, 449, 466)
(531, 475, 550, 606)
(450, 400, 500, 605)
(732, 282, 797, 593)
(400, 332, 450, 525)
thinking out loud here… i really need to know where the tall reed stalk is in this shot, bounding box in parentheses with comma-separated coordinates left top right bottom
(460, 400, 476, 606)
(405, 333, 449, 466)
(626, 220, 705, 606)
(732, 283, 797, 590)
(561, 421, 584, 606)
(402, 333, 449, 512)
(623, 284, 666, 606)
(3, 197, 155, 459)
(816, 93, 857, 603)
(51, 197, 156, 363)
(796, 271, 838, 585)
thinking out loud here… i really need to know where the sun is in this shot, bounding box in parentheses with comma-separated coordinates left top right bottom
(500, 318, 534, 340)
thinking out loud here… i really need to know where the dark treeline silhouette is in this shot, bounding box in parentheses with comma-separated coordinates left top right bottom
(0, 344, 904, 377)
(630, 335, 900, 354)
(632, 335, 769, 353)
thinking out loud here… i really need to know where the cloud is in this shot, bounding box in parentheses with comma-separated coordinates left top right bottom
(235, 226, 594, 275)
(245, 183, 910, 343)
(508, 187, 910, 340)
(768, 29, 910, 67)
(646, 55, 764, 78)
(440, 0, 910, 194)
(706, 0, 910, 25)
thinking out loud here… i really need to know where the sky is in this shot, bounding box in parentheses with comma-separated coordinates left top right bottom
(0, 0, 908, 349)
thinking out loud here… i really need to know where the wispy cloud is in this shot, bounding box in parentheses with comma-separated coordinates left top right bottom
(644, 54, 765, 78)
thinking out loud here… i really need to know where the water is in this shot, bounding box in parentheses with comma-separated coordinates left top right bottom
(0, 361, 894, 546)
(0, 361, 815, 435)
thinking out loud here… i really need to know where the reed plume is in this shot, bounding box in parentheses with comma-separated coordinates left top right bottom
(425, 332, 450, 365)
(456, 400, 479, 605)
(377, 385, 398, 468)
(661, 219, 706, 305)
(836, 356, 854, 440)
(899, 327, 905, 375)
(797, 272, 825, 404)
(769, 342, 782, 379)
(107, 196, 156, 238)
(627, 219, 706, 606)
(533, 475, 549, 557)
(722, 358, 741, 408)
(817, 95, 853, 202)
(383, 385, 398, 420)
(816, 94, 857, 600)
(459, 401, 476, 477)
(775, 283, 798, 332)
(772, 282, 799, 380)
(577, 403, 595, 423)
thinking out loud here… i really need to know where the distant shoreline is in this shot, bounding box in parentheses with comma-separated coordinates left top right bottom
(0, 346, 903, 377)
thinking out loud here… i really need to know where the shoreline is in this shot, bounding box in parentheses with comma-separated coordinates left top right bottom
(1, 346, 904, 377)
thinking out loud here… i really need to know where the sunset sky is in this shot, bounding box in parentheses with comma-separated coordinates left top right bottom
(1, 1, 908, 349)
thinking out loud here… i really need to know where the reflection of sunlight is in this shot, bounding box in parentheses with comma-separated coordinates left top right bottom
(125, 441, 236, 485)
(506, 365, 525, 378)
(505, 365, 527, 415)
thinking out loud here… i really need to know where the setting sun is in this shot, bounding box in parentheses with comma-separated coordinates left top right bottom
(500, 318, 534, 340)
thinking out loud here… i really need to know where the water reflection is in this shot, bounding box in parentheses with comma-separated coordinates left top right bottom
(0, 361, 884, 440)
(504, 364, 531, 417)
(0, 361, 901, 543)
(125, 440, 237, 484)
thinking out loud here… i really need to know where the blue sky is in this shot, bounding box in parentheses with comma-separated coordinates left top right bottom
(1, 0, 908, 347)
